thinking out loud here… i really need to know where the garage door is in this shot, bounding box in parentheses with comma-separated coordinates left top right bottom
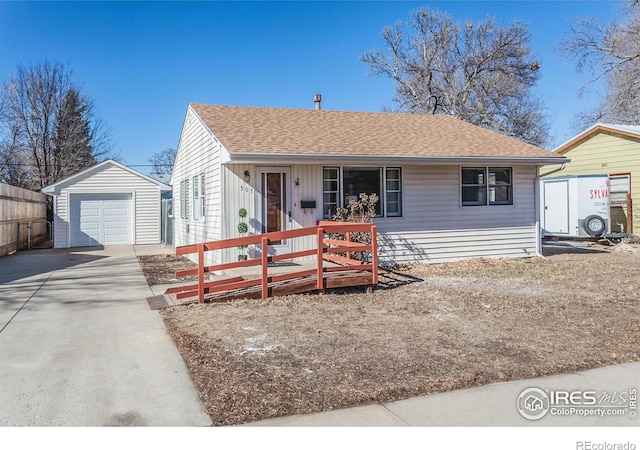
(70, 194, 132, 247)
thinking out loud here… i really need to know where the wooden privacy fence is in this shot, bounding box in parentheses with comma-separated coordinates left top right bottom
(0, 184, 49, 257)
(165, 221, 378, 304)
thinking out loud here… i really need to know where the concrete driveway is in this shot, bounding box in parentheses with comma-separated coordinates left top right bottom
(0, 246, 211, 426)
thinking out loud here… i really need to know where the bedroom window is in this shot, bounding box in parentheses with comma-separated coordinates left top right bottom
(323, 166, 403, 218)
(192, 174, 205, 220)
(461, 167, 512, 206)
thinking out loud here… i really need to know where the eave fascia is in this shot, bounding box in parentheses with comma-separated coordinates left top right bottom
(224, 152, 569, 166)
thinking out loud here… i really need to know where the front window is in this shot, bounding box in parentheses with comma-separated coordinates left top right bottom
(323, 166, 403, 218)
(323, 167, 339, 219)
(461, 167, 512, 206)
(385, 168, 402, 217)
(343, 167, 382, 216)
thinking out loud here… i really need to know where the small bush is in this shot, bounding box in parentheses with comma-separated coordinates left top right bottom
(330, 193, 378, 261)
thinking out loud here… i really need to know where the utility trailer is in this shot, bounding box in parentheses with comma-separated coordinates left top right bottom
(541, 175, 609, 238)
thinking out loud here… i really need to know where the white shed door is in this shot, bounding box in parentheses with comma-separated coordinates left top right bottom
(70, 194, 132, 247)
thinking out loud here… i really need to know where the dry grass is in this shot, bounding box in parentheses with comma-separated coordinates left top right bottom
(142, 243, 640, 426)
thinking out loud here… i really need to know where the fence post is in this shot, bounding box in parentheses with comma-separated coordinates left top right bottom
(198, 243, 205, 304)
(261, 236, 269, 299)
(371, 225, 378, 285)
(627, 193, 633, 234)
(317, 227, 324, 291)
(346, 231, 351, 261)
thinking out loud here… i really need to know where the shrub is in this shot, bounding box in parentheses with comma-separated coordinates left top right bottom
(330, 193, 378, 261)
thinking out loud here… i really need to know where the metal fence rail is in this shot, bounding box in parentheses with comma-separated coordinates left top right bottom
(0, 184, 49, 256)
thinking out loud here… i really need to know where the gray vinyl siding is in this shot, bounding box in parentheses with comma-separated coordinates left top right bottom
(172, 107, 223, 265)
(374, 165, 538, 263)
(50, 164, 163, 248)
(275, 164, 538, 264)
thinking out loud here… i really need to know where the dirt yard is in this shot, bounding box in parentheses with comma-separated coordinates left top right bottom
(139, 243, 640, 426)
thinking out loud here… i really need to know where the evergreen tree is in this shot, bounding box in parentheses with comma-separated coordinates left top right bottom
(52, 88, 96, 181)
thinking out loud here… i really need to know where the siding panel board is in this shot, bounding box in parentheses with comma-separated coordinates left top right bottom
(172, 107, 223, 265)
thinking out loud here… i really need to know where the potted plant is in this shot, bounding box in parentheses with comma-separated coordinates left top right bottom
(237, 208, 248, 260)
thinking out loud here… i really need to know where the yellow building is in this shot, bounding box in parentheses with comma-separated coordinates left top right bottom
(553, 124, 640, 234)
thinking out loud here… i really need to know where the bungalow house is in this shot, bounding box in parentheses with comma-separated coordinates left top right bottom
(552, 123, 640, 234)
(171, 103, 567, 265)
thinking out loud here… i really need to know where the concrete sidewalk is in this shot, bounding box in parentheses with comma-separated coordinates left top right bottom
(247, 362, 639, 427)
(0, 246, 211, 426)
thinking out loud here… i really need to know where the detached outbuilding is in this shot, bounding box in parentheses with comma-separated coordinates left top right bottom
(172, 103, 568, 264)
(42, 160, 171, 248)
(552, 123, 640, 234)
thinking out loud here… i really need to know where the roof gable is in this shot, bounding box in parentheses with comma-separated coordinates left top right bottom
(189, 103, 564, 163)
(42, 159, 171, 194)
(554, 123, 640, 155)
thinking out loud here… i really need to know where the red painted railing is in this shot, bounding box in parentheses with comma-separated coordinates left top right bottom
(166, 221, 378, 303)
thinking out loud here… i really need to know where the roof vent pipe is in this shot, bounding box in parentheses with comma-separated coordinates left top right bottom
(314, 94, 321, 110)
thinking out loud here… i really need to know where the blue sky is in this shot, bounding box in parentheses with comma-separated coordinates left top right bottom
(0, 1, 619, 173)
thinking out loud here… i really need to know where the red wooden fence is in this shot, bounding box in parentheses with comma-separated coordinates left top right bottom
(166, 221, 378, 303)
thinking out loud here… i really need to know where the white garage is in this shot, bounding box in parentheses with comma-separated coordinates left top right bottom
(42, 160, 171, 248)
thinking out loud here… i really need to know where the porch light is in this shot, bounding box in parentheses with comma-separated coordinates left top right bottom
(244, 170, 250, 182)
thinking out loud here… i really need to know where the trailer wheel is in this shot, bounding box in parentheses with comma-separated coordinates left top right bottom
(583, 215, 606, 236)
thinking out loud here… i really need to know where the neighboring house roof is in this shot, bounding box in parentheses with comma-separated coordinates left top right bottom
(41, 159, 172, 194)
(189, 103, 566, 165)
(554, 123, 640, 155)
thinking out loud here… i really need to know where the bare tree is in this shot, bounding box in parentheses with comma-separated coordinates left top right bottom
(561, 0, 640, 126)
(361, 7, 550, 146)
(0, 61, 110, 190)
(148, 147, 176, 175)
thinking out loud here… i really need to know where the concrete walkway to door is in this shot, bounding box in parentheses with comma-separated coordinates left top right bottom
(0, 245, 211, 426)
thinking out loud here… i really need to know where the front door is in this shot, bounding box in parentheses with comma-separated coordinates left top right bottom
(257, 167, 292, 255)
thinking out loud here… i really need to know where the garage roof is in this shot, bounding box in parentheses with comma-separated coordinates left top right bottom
(42, 160, 171, 194)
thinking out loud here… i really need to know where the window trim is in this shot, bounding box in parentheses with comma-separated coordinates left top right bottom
(322, 166, 403, 219)
(322, 167, 340, 220)
(192, 173, 205, 220)
(384, 167, 403, 217)
(461, 167, 513, 207)
(180, 179, 189, 219)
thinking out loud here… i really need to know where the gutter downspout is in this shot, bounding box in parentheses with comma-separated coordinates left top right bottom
(538, 162, 567, 178)
(535, 162, 568, 258)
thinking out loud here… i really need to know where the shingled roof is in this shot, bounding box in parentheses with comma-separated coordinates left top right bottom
(190, 103, 565, 163)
